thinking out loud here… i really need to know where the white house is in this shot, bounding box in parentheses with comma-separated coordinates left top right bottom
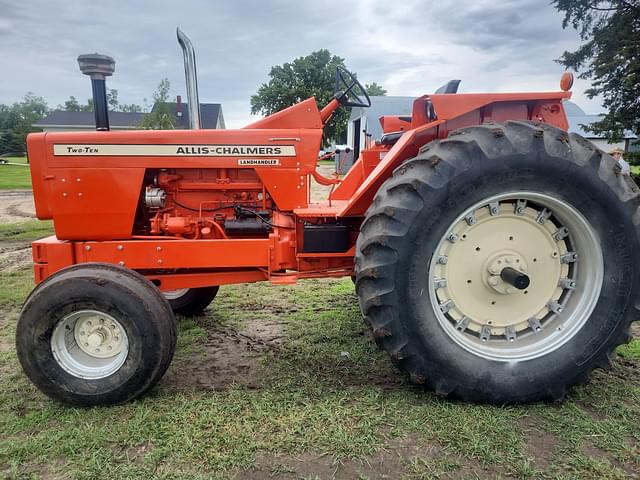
(564, 102, 636, 154)
(347, 96, 414, 161)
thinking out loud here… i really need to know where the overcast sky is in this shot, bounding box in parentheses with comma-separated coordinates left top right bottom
(0, 0, 601, 128)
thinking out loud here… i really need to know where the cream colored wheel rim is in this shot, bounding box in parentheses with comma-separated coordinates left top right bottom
(429, 192, 603, 361)
(51, 310, 129, 379)
(163, 289, 189, 300)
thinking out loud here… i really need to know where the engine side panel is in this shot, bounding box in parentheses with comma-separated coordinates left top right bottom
(28, 128, 322, 240)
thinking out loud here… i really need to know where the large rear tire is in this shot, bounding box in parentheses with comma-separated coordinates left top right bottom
(16, 263, 176, 406)
(356, 121, 640, 404)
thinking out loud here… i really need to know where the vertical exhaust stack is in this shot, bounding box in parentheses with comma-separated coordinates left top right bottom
(176, 28, 201, 129)
(77, 53, 115, 131)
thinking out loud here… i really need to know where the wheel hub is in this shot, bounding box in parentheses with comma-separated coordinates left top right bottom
(484, 251, 529, 295)
(429, 192, 603, 361)
(74, 314, 124, 358)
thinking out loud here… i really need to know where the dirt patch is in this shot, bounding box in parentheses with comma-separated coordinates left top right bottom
(236, 437, 424, 480)
(166, 319, 284, 391)
(1, 459, 66, 480)
(579, 441, 639, 479)
(235, 435, 498, 480)
(0, 190, 36, 224)
(109, 440, 154, 463)
(310, 163, 339, 203)
(518, 416, 558, 471)
(0, 241, 32, 272)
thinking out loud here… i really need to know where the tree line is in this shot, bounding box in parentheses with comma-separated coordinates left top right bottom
(0, 79, 175, 155)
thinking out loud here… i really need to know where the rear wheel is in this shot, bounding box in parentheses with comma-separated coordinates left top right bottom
(16, 263, 176, 406)
(356, 121, 640, 403)
(429, 191, 602, 362)
(163, 286, 219, 316)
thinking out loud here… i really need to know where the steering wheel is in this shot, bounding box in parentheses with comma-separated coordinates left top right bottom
(335, 66, 371, 108)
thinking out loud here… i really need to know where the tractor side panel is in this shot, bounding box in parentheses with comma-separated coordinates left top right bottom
(49, 167, 145, 240)
(27, 134, 51, 220)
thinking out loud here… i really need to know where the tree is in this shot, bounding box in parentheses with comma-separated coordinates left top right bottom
(0, 93, 49, 154)
(58, 96, 90, 112)
(119, 102, 143, 113)
(107, 89, 119, 111)
(139, 78, 175, 130)
(251, 50, 357, 145)
(552, 0, 640, 142)
(59, 89, 141, 113)
(366, 82, 387, 96)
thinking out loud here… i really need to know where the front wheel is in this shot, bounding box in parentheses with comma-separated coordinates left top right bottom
(356, 121, 640, 404)
(163, 286, 219, 316)
(16, 263, 176, 406)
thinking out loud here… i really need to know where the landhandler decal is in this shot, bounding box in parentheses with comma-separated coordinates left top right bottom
(53, 144, 296, 157)
(238, 159, 280, 166)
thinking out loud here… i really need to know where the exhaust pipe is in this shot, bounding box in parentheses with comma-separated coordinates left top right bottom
(77, 53, 115, 131)
(176, 28, 201, 129)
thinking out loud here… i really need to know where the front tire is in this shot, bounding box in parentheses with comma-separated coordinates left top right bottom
(356, 121, 640, 404)
(163, 287, 219, 316)
(16, 263, 176, 406)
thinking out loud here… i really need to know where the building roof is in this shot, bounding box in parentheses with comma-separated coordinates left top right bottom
(34, 110, 146, 128)
(564, 101, 636, 139)
(154, 102, 224, 129)
(34, 101, 225, 130)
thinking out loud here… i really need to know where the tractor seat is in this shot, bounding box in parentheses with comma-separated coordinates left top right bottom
(426, 80, 461, 121)
(434, 80, 461, 94)
(377, 131, 404, 146)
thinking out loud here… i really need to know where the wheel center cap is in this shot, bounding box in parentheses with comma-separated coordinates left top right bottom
(74, 315, 124, 358)
(483, 251, 528, 295)
(86, 331, 105, 347)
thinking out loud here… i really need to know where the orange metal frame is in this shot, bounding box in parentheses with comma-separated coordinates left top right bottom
(27, 87, 571, 290)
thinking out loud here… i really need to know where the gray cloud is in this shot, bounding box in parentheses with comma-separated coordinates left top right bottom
(0, 0, 601, 127)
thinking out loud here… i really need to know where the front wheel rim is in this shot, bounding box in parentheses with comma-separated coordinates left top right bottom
(428, 192, 603, 362)
(51, 310, 129, 379)
(163, 288, 189, 300)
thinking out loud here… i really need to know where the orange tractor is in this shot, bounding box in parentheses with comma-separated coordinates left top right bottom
(16, 30, 640, 406)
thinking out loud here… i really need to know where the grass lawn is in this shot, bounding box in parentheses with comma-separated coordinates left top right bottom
(0, 220, 53, 242)
(0, 225, 638, 479)
(0, 157, 32, 190)
(632, 165, 640, 175)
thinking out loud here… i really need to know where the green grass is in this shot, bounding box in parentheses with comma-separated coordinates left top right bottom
(617, 339, 640, 360)
(0, 220, 53, 242)
(0, 157, 32, 189)
(631, 165, 640, 175)
(0, 267, 638, 479)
